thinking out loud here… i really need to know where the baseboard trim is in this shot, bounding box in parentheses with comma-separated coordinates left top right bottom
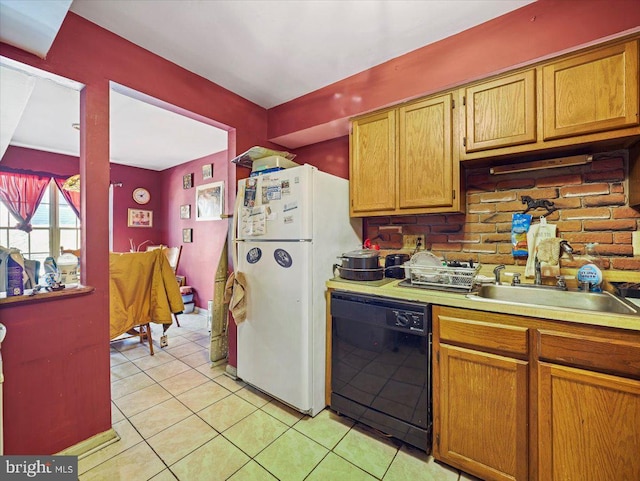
(194, 306, 210, 317)
(57, 428, 119, 459)
(225, 364, 238, 379)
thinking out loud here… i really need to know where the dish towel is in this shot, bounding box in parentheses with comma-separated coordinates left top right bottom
(536, 237, 564, 278)
(537, 238, 565, 265)
(224, 271, 247, 324)
(525, 217, 557, 278)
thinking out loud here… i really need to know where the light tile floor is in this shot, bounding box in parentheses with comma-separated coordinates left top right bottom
(81, 312, 479, 481)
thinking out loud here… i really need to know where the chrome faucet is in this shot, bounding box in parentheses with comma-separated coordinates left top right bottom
(534, 240, 573, 286)
(534, 258, 542, 285)
(493, 265, 505, 285)
(560, 240, 574, 256)
(556, 275, 567, 290)
(580, 281, 592, 292)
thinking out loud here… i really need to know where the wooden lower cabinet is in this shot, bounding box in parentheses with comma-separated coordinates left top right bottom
(537, 363, 640, 481)
(437, 344, 529, 481)
(432, 305, 640, 481)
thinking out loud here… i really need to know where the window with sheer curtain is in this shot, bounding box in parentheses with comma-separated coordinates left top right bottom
(0, 179, 80, 272)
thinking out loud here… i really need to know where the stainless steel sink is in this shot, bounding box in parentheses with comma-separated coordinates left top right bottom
(467, 284, 639, 315)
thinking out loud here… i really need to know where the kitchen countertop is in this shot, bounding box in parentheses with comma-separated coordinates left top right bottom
(0, 284, 95, 307)
(326, 277, 640, 332)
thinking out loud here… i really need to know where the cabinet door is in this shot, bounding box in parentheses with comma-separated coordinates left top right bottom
(349, 110, 396, 215)
(398, 94, 453, 209)
(436, 344, 529, 481)
(464, 70, 536, 152)
(543, 40, 639, 140)
(538, 362, 640, 481)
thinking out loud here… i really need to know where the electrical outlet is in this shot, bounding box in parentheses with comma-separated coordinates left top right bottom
(403, 234, 426, 250)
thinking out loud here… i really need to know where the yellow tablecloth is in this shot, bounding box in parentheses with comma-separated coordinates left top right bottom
(109, 250, 184, 339)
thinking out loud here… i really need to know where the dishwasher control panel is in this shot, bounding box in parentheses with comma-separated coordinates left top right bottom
(388, 309, 425, 332)
(331, 291, 430, 336)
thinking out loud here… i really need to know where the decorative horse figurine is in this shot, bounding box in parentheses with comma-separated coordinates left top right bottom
(521, 195, 557, 216)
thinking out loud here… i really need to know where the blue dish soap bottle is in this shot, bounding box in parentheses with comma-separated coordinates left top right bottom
(576, 243, 603, 292)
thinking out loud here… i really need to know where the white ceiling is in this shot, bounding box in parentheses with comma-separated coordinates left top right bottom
(70, 0, 535, 109)
(1, 0, 535, 170)
(0, 62, 229, 171)
(0, 0, 71, 58)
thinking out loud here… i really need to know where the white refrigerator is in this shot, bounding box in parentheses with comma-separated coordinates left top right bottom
(235, 164, 362, 416)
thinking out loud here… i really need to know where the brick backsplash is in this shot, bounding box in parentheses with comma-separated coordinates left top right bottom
(364, 152, 640, 271)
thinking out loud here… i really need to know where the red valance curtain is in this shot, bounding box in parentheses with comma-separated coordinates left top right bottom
(54, 177, 81, 218)
(0, 171, 51, 232)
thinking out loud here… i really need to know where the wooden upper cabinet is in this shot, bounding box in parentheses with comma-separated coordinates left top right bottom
(398, 94, 453, 209)
(349, 110, 396, 215)
(543, 40, 639, 140)
(464, 70, 536, 152)
(349, 93, 460, 217)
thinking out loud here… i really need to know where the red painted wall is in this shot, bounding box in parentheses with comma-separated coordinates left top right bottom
(0, 11, 269, 455)
(1, 145, 79, 176)
(1, 147, 166, 254)
(160, 151, 230, 308)
(293, 137, 350, 179)
(0, 293, 107, 455)
(2, 145, 226, 313)
(1, 0, 638, 453)
(268, 0, 640, 148)
(110, 163, 164, 253)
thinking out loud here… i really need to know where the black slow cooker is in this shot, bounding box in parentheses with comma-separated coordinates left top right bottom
(384, 253, 410, 278)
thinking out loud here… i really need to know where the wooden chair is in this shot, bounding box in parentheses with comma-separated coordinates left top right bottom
(164, 246, 182, 273)
(113, 324, 154, 355)
(146, 245, 182, 272)
(60, 246, 81, 258)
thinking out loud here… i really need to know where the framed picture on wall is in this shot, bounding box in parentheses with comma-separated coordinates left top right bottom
(196, 181, 224, 221)
(128, 208, 153, 228)
(202, 163, 213, 180)
(180, 204, 191, 219)
(183, 173, 194, 189)
(182, 228, 193, 243)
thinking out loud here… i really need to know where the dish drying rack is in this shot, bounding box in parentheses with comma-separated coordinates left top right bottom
(404, 262, 481, 291)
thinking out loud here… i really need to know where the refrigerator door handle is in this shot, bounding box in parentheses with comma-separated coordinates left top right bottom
(231, 182, 245, 268)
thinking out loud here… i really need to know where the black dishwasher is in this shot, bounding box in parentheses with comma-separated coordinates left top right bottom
(330, 291, 432, 451)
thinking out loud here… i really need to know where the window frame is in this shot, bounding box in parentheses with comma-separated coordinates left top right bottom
(0, 179, 80, 270)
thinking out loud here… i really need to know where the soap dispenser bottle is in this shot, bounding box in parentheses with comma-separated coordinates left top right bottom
(577, 243, 603, 292)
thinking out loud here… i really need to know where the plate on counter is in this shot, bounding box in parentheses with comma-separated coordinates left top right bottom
(409, 251, 442, 267)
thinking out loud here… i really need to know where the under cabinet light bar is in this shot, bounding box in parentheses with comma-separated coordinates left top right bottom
(490, 154, 593, 175)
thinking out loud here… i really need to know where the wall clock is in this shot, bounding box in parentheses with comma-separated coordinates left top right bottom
(133, 187, 151, 205)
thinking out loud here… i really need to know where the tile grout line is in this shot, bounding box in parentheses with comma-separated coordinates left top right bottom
(102, 313, 457, 481)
